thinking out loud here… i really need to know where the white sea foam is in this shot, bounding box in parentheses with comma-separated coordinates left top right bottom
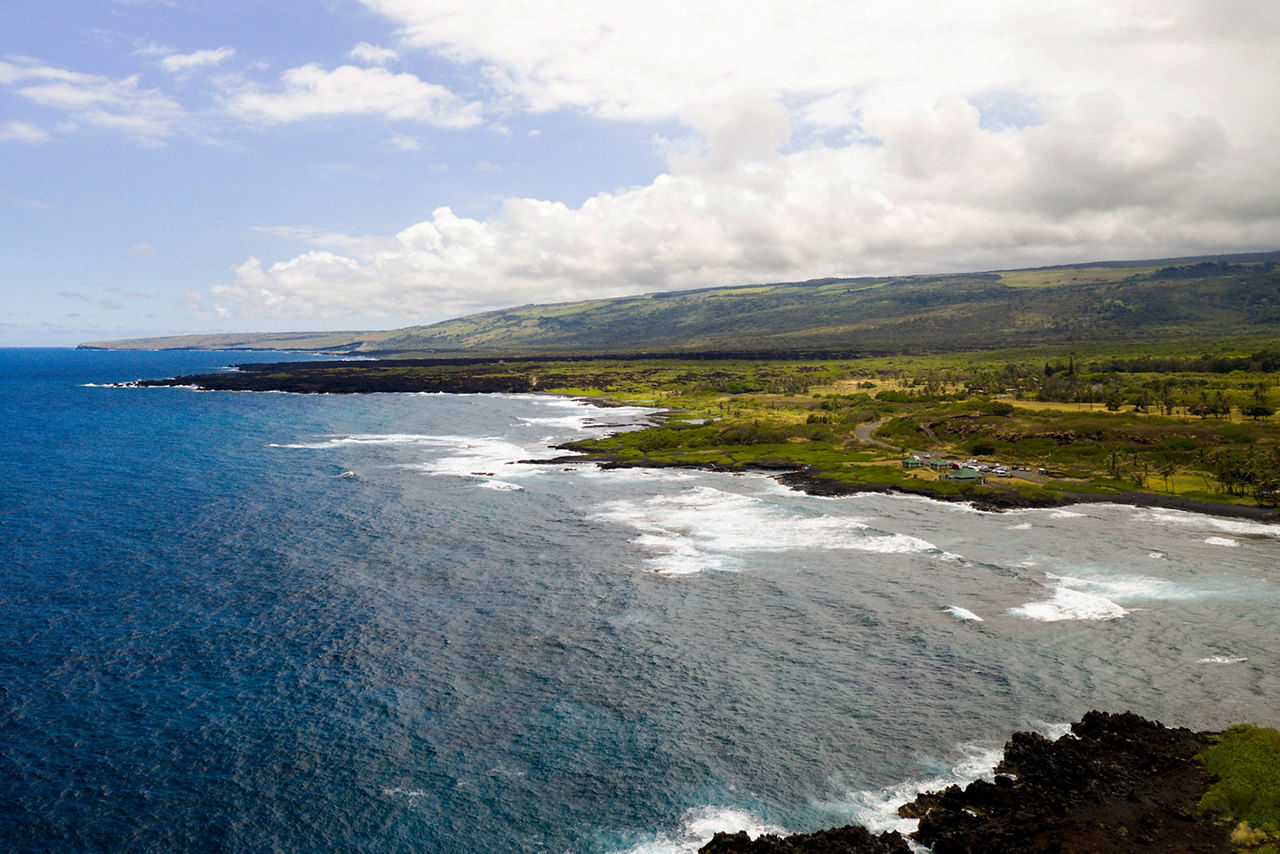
(1205, 536, 1239, 547)
(1134, 508, 1280, 538)
(273, 430, 558, 486)
(1036, 721, 1074, 741)
(827, 742, 1006, 838)
(270, 433, 459, 449)
(591, 485, 949, 575)
(1199, 655, 1249, 664)
(1051, 573, 1200, 603)
(519, 414, 600, 430)
(1008, 522, 1033, 530)
(1009, 585, 1129, 622)
(477, 480, 524, 491)
(945, 605, 983, 622)
(615, 806, 784, 854)
(1008, 570, 1203, 622)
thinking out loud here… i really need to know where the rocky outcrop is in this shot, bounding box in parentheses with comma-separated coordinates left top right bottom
(700, 825, 910, 854)
(907, 711, 1230, 852)
(701, 712, 1234, 854)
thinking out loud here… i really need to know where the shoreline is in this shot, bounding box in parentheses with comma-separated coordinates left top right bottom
(132, 365, 1280, 526)
(553, 449, 1280, 524)
(701, 711, 1244, 854)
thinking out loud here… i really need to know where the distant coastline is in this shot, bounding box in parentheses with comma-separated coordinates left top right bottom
(129, 361, 1280, 525)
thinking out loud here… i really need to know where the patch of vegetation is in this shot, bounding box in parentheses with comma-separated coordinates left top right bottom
(164, 336, 1280, 512)
(1197, 724, 1280, 847)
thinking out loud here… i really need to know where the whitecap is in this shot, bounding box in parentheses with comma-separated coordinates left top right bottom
(476, 479, 523, 492)
(1008, 584, 1128, 622)
(614, 806, 784, 854)
(1199, 655, 1248, 664)
(1008, 522, 1032, 530)
(1010, 568, 1210, 622)
(822, 742, 1005, 838)
(945, 605, 983, 622)
(270, 433, 459, 449)
(519, 414, 600, 430)
(1205, 536, 1239, 547)
(1051, 573, 1200, 603)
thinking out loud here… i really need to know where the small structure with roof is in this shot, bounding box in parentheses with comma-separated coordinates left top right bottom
(943, 468, 986, 484)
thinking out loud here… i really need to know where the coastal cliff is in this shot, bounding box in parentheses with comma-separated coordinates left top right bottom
(701, 712, 1253, 853)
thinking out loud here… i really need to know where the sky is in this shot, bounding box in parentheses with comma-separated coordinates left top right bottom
(3, 1, 1279, 346)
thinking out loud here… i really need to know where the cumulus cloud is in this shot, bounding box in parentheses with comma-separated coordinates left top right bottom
(205, 0, 1280, 320)
(0, 57, 185, 143)
(226, 63, 482, 126)
(348, 42, 399, 66)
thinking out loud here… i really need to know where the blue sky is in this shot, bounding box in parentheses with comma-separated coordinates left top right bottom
(3, 1, 1279, 346)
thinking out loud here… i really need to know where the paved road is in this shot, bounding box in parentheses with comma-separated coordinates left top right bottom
(854, 418, 895, 449)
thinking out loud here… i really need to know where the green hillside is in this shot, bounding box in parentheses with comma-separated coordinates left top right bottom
(83, 252, 1280, 356)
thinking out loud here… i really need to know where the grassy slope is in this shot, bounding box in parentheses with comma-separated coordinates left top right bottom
(83, 251, 1280, 356)
(373, 257, 1280, 355)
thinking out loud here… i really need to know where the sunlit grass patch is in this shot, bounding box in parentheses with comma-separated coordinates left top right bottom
(1198, 724, 1280, 846)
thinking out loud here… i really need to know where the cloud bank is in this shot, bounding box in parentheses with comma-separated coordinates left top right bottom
(203, 0, 1280, 321)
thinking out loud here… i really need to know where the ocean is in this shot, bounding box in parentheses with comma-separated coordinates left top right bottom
(1, 348, 1277, 852)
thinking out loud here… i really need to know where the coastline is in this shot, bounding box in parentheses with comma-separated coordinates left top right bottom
(133, 365, 1280, 526)
(554, 450, 1280, 524)
(700, 711, 1244, 854)
(109, 362, 1280, 851)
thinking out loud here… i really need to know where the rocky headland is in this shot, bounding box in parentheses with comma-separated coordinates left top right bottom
(700, 711, 1244, 853)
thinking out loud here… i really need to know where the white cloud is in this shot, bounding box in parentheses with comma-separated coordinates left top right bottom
(0, 120, 50, 143)
(159, 46, 236, 73)
(226, 63, 482, 127)
(348, 42, 399, 66)
(0, 57, 185, 143)
(126, 242, 161, 257)
(204, 0, 1280, 321)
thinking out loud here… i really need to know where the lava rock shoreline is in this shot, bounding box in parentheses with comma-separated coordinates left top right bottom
(701, 711, 1233, 853)
(135, 366, 1280, 524)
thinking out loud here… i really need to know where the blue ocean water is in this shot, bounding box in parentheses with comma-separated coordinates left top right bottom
(2, 348, 1278, 852)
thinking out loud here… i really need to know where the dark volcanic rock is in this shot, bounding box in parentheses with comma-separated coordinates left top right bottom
(701, 712, 1233, 854)
(907, 711, 1231, 853)
(699, 825, 910, 853)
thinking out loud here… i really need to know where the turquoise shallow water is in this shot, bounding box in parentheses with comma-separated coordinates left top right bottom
(1, 349, 1278, 852)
